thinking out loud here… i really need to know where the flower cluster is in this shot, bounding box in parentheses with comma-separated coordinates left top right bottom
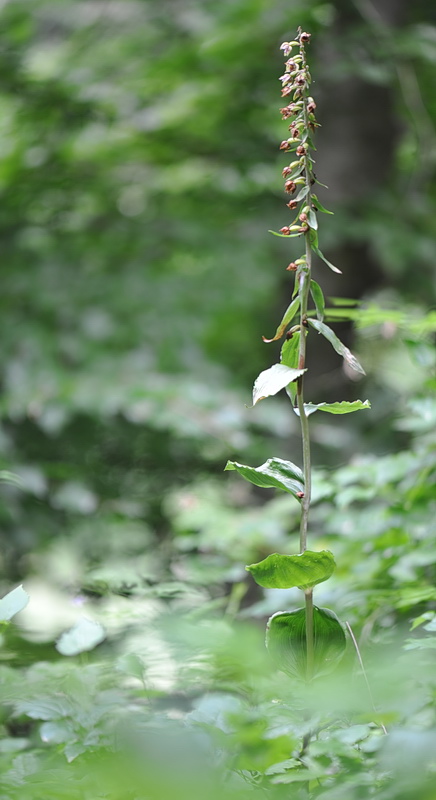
(276, 30, 320, 245)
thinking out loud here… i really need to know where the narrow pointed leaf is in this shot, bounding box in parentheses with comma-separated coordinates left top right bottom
(308, 209, 318, 230)
(225, 457, 304, 498)
(312, 244, 342, 274)
(266, 606, 346, 679)
(0, 585, 30, 622)
(252, 364, 305, 405)
(269, 230, 303, 239)
(246, 550, 335, 590)
(311, 194, 334, 214)
(293, 399, 371, 416)
(295, 186, 309, 202)
(308, 319, 365, 374)
(310, 280, 325, 321)
(262, 297, 300, 342)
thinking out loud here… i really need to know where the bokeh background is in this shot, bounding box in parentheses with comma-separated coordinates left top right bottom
(0, 0, 435, 650)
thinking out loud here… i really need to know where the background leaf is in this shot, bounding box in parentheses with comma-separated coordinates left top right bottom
(0, 585, 30, 622)
(56, 618, 106, 656)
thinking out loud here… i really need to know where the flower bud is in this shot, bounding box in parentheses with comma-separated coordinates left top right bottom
(280, 140, 292, 151)
(286, 262, 298, 271)
(286, 200, 298, 210)
(279, 226, 292, 235)
(299, 31, 311, 43)
(284, 180, 296, 193)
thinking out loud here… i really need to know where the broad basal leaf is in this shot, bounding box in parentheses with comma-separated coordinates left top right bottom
(308, 319, 365, 374)
(0, 585, 30, 622)
(293, 399, 371, 417)
(253, 364, 305, 405)
(266, 606, 346, 680)
(262, 297, 300, 342)
(56, 617, 106, 656)
(246, 550, 336, 590)
(225, 457, 304, 498)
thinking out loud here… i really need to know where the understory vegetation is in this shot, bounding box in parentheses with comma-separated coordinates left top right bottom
(0, 1, 435, 798)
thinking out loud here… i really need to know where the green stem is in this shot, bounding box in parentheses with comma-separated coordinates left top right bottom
(305, 589, 314, 681)
(296, 29, 314, 680)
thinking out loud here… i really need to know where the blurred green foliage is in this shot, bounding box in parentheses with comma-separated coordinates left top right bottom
(0, 0, 435, 797)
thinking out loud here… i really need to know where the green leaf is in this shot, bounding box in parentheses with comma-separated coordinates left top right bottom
(56, 617, 106, 656)
(0, 470, 24, 489)
(295, 186, 309, 202)
(311, 244, 342, 274)
(307, 209, 318, 230)
(252, 364, 305, 405)
(311, 194, 334, 214)
(308, 319, 365, 374)
(225, 457, 304, 498)
(280, 333, 300, 404)
(280, 332, 300, 370)
(246, 550, 336, 590)
(262, 297, 300, 342)
(0, 585, 30, 622)
(294, 399, 371, 416)
(266, 606, 346, 680)
(310, 280, 325, 321)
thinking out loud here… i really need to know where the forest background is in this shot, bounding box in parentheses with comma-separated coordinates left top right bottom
(0, 0, 436, 797)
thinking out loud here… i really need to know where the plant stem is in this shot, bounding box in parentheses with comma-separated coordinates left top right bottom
(305, 589, 314, 681)
(296, 28, 314, 679)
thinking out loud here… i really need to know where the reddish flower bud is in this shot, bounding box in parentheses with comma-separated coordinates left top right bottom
(281, 85, 293, 97)
(282, 166, 293, 177)
(286, 262, 298, 271)
(286, 200, 298, 210)
(284, 180, 296, 193)
(279, 226, 291, 235)
(300, 32, 311, 43)
(285, 59, 297, 71)
(280, 140, 291, 151)
(299, 212, 308, 222)
(299, 224, 309, 233)
(296, 144, 306, 156)
(307, 101, 316, 113)
(295, 73, 306, 86)
(296, 491, 305, 498)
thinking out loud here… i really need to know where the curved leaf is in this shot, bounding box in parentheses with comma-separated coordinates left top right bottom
(225, 457, 304, 498)
(262, 297, 300, 343)
(310, 280, 325, 321)
(253, 364, 305, 405)
(308, 319, 365, 374)
(266, 606, 346, 680)
(311, 244, 342, 274)
(246, 550, 335, 590)
(293, 399, 371, 416)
